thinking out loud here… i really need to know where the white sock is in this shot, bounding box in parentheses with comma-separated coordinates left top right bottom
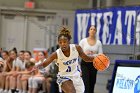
(22, 90, 27, 93)
(17, 89, 22, 93)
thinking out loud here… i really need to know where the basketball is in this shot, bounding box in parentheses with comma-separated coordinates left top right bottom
(93, 54, 110, 71)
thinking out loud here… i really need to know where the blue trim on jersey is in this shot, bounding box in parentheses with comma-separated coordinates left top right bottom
(63, 58, 77, 65)
(77, 66, 81, 72)
(57, 76, 71, 85)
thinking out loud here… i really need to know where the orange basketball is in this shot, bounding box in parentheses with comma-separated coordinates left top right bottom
(93, 54, 110, 71)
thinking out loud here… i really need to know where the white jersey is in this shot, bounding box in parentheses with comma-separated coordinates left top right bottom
(56, 44, 81, 77)
(13, 57, 25, 70)
(79, 38, 103, 57)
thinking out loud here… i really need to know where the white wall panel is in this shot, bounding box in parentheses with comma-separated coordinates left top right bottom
(26, 16, 47, 51)
(26, 15, 58, 51)
(123, 0, 140, 6)
(0, 0, 90, 10)
(1, 15, 25, 51)
(0, 10, 75, 52)
(56, 11, 75, 42)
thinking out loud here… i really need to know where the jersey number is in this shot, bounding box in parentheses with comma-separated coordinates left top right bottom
(66, 66, 71, 72)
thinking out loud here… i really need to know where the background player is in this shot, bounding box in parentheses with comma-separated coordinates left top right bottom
(79, 25, 103, 93)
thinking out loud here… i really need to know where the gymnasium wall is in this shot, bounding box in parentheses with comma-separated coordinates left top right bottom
(0, 0, 91, 10)
(0, 9, 74, 51)
(100, 0, 140, 8)
(0, 0, 140, 10)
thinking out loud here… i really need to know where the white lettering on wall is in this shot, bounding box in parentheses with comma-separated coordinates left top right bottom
(96, 13, 102, 40)
(91, 13, 96, 26)
(136, 14, 140, 45)
(75, 8, 140, 45)
(77, 13, 90, 42)
(113, 11, 123, 45)
(125, 11, 136, 45)
(102, 12, 113, 44)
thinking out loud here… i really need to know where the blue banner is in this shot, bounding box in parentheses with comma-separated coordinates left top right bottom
(74, 6, 140, 45)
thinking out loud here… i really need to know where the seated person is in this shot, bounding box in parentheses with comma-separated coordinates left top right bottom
(14, 61, 46, 93)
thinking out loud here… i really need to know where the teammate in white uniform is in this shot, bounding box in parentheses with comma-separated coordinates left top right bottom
(35, 27, 96, 93)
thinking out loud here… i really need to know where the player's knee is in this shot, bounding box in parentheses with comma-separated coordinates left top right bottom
(17, 74, 21, 79)
(68, 90, 76, 93)
(6, 76, 10, 81)
(67, 87, 76, 93)
(71, 89, 76, 93)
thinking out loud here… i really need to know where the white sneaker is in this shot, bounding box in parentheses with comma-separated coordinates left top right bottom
(8, 90, 12, 93)
(18, 90, 23, 93)
(22, 90, 27, 93)
(38, 90, 43, 93)
(3, 90, 8, 93)
(0, 89, 3, 93)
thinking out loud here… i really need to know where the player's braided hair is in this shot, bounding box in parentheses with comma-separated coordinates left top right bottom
(58, 27, 72, 41)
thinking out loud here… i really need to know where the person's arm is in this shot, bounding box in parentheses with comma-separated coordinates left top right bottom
(37, 52, 57, 68)
(76, 45, 94, 62)
(16, 70, 31, 74)
(6, 58, 12, 70)
(12, 70, 33, 77)
(3, 63, 7, 72)
(2, 71, 15, 76)
(0, 61, 3, 65)
(11, 60, 17, 71)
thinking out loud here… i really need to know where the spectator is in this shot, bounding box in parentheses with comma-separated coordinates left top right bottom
(79, 25, 103, 93)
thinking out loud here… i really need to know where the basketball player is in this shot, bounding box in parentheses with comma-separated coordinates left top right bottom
(34, 27, 97, 93)
(79, 25, 103, 93)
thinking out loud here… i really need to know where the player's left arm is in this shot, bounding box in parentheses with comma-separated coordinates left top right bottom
(76, 45, 94, 62)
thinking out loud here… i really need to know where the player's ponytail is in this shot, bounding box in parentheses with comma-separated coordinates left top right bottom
(58, 27, 72, 41)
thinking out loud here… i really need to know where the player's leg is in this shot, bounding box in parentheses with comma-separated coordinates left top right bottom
(32, 77, 40, 93)
(81, 61, 90, 93)
(72, 77, 85, 93)
(34, 76, 46, 92)
(16, 74, 22, 93)
(28, 77, 33, 93)
(42, 78, 46, 92)
(4, 76, 10, 92)
(29, 76, 46, 93)
(45, 77, 52, 93)
(89, 64, 97, 93)
(21, 80, 28, 93)
(21, 75, 29, 93)
(0, 73, 5, 92)
(61, 80, 76, 93)
(9, 76, 17, 91)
